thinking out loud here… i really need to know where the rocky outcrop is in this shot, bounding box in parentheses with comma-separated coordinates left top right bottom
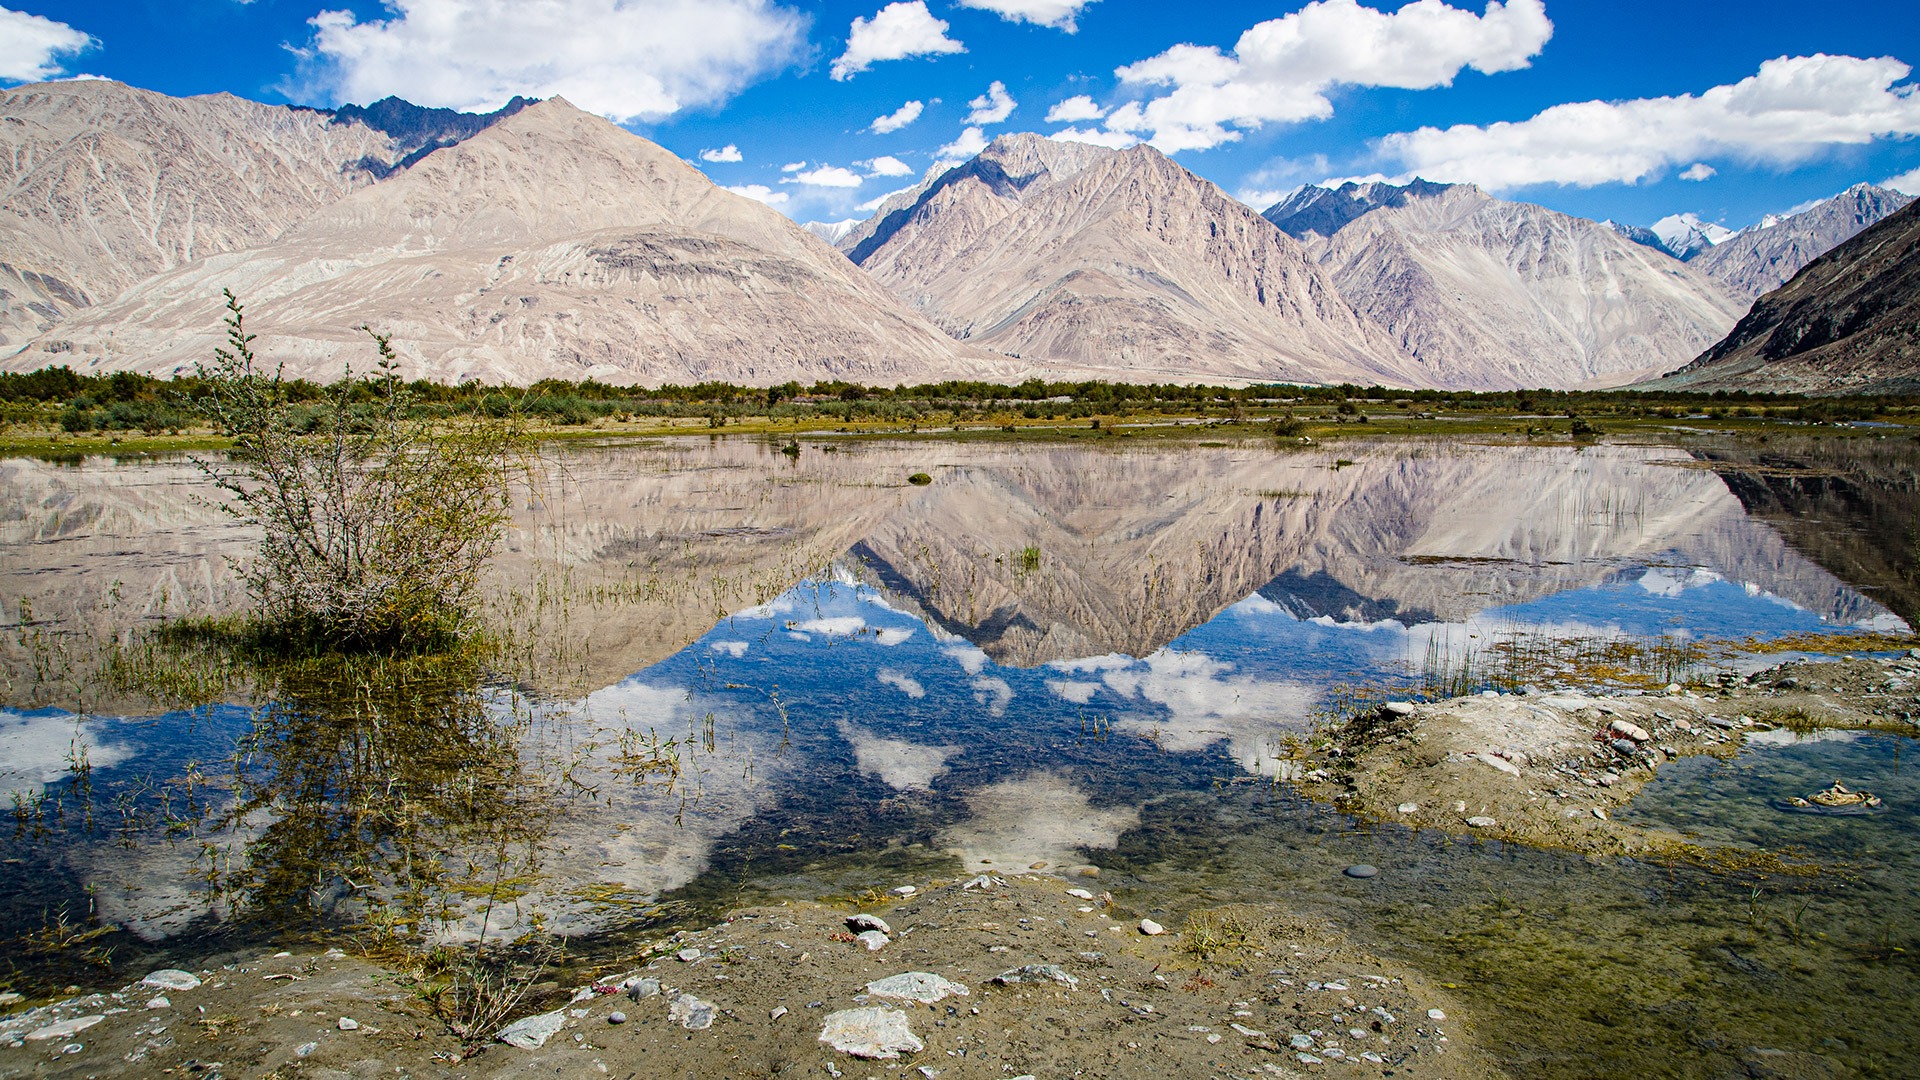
(1691, 183, 1914, 301)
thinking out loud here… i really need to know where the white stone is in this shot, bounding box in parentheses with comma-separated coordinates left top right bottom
(1066, 888, 1094, 900)
(145, 997, 170, 1010)
(892, 885, 917, 896)
(865, 973, 969, 1004)
(1465, 816, 1497, 828)
(1475, 752, 1522, 776)
(1609, 718, 1651, 743)
(25, 1016, 103, 1041)
(496, 1010, 566, 1049)
(675, 947, 702, 962)
(818, 1007, 923, 1059)
(846, 914, 892, 935)
(669, 993, 717, 1030)
(336, 1016, 359, 1031)
(1428, 1009, 1447, 1021)
(1383, 701, 1416, 716)
(1139, 919, 1165, 936)
(140, 970, 201, 991)
(1396, 802, 1419, 814)
(855, 930, 890, 951)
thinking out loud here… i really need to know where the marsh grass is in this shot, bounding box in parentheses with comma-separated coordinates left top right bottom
(1418, 629, 1706, 697)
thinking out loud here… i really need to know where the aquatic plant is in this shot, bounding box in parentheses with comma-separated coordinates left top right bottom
(192, 291, 523, 651)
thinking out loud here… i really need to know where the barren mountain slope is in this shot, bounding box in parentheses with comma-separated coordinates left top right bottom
(1312, 184, 1742, 389)
(1261, 178, 1456, 241)
(0, 80, 406, 355)
(1655, 198, 1920, 394)
(1691, 183, 1914, 301)
(5, 99, 1010, 386)
(848, 134, 1421, 386)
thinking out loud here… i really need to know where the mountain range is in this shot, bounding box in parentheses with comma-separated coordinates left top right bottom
(3, 79, 1913, 392)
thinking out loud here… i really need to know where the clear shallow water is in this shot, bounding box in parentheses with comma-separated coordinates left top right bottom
(2, 436, 1917, 1076)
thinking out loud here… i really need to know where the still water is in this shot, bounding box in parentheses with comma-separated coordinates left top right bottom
(3, 435, 1916, 1076)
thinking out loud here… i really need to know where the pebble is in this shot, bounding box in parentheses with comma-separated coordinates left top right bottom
(1593, 808, 1609, 820)
(1291, 1034, 1316, 1050)
(770, 1006, 788, 1021)
(145, 997, 170, 1010)
(608, 1011, 627, 1025)
(627, 978, 661, 1000)
(0, 992, 22, 1007)
(294, 1042, 318, 1058)
(1610, 738, 1639, 755)
(1066, 888, 1095, 900)
(140, 969, 202, 991)
(1343, 864, 1379, 879)
(1609, 718, 1651, 743)
(892, 885, 917, 896)
(1138, 918, 1166, 935)
(675, 947, 702, 962)
(846, 914, 892, 935)
(991, 964, 1079, 988)
(1465, 816, 1497, 828)
(818, 1007, 923, 1059)
(866, 973, 969, 1004)
(855, 930, 890, 951)
(336, 1016, 359, 1031)
(1383, 702, 1416, 716)
(669, 993, 717, 1031)
(1428, 1009, 1447, 1020)
(1395, 802, 1419, 814)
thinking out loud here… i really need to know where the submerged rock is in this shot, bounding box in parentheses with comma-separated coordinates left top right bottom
(819, 1006, 923, 1059)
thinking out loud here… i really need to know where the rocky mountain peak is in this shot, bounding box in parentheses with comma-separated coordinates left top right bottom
(1261, 177, 1460, 239)
(1691, 183, 1914, 300)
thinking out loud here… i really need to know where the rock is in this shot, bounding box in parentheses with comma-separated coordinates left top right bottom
(1593, 808, 1609, 820)
(1344, 864, 1379, 879)
(1609, 718, 1651, 742)
(846, 914, 892, 935)
(961, 874, 1007, 890)
(145, 997, 170, 1010)
(25, 1016, 103, 1041)
(496, 1010, 567, 1049)
(892, 886, 917, 896)
(1666, 684, 1683, 695)
(294, 1041, 318, 1058)
(669, 994, 718, 1030)
(337, 1016, 359, 1031)
(675, 947, 702, 962)
(991, 964, 1080, 988)
(140, 969, 201, 991)
(1066, 888, 1095, 900)
(1291, 1033, 1316, 1049)
(1610, 738, 1639, 755)
(0, 991, 21, 1006)
(608, 1011, 627, 1025)
(1475, 752, 1522, 776)
(1139, 919, 1166, 935)
(1396, 802, 1419, 814)
(770, 1006, 788, 1021)
(819, 1007, 923, 1059)
(627, 978, 661, 1000)
(1230, 1023, 1267, 1038)
(1383, 702, 1416, 716)
(854, 930, 890, 951)
(1428, 1009, 1446, 1020)
(1599, 771, 1620, 786)
(866, 973, 969, 1004)
(1465, 816, 1497, 828)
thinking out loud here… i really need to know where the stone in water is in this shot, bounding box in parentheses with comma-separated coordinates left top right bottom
(140, 970, 201, 991)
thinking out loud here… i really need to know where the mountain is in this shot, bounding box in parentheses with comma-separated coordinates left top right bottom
(803, 219, 861, 245)
(840, 133, 1424, 387)
(1604, 220, 1675, 257)
(5, 98, 1011, 386)
(310, 94, 534, 178)
(1261, 179, 1457, 241)
(1650, 213, 1734, 260)
(1294, 183, 1743, 389)
(0, 79, 413, 356)
(1653, 198, 1920, 394)
(1691, 184, 1914, 301)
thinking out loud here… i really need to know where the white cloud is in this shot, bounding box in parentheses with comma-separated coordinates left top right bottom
(859, 184, 917, 210)
(1045, 94, 1106, 123)
(942, 642, 990, 675)
(1886, 166, 1920, 195)
(971, 675, 1015, 716)
(1236, 187, 1294, 208)
(876, 668, 927, 698)
(1102, 0, 1551, 152)
(708, 639, 751, 656)
(831, 1, 964, 81)
(869, 99, 926, 133)
(302, 0, 807, 123)
(1679, 162, 1715, 181)
(780, 159, 807, 171)
(1049, 126, 1137, 149)
(699, 144, 744, 162)
(1380, 54, 1920, 190)
(727, 183, 789, 205)
(0, 6, 94, 83)
(956, 0, 1098, 32)
(864, 154, 915, 177)
(785, 164, 865, 187)
(937, 125, 990, 162)
(966, 80, 1017, 124)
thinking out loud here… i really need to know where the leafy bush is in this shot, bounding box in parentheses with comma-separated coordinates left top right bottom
(194, 291, 522, 651)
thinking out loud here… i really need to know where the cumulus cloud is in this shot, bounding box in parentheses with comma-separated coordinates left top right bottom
(859, 184, 917, 210)
(937, 125, 991, 162)
(869, 99, 927, 133)
(0, 6, 94, 83)
(1886, 166, 1920, 195)
(864, 154, 915, 176)
(956, 0, 1098, 32)
(781, 160, 807, 171)
(966, 80, 1017, 124)
(699, 144, 744, 162)
(785, 164, 865, 187)
(1679, 162, 1715, 181)
(301, 0, 807, 122)
(727, 183, 789, 205)
(1380, 54, 1920, 190)
(1045, 94, 1106, 122)
(831, 1, 964, 81)
(1099, 0, 1551, 152)
(1049, 126, 1137, 149)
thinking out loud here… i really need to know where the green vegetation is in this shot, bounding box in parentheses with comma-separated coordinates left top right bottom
(192, 292, 523, 651)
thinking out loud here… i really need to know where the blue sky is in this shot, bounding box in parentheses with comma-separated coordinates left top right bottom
(7, 0, 1920, 232)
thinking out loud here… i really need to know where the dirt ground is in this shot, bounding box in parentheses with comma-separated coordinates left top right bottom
(0, 875, 1497, 1080)
(1296, 653, 1920, 860)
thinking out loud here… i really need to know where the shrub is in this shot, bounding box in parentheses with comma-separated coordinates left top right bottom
(193, 291, 522, 651)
